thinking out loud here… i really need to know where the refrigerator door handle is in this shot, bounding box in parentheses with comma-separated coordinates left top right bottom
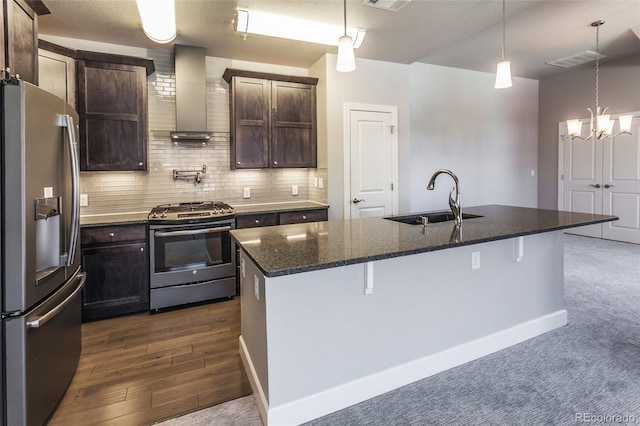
(26, 272, 86, 329)
(60, 114, 80, 267)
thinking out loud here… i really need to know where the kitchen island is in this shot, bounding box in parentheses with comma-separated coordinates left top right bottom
(230, 205, 616, 426)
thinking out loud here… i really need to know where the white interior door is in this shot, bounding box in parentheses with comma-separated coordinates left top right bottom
(562, 121, 603, 238)
(559, 113, 640, 243)
(345, 105, 398, 219)
(601, 117, 640, 243)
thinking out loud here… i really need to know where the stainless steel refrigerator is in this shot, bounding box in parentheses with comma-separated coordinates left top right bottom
(1, 78, 85, 425)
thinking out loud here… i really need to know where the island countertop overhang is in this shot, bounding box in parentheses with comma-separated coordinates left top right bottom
(230, 204, 617, 278)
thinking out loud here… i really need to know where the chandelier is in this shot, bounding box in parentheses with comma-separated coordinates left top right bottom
(566, 21, 632, 140)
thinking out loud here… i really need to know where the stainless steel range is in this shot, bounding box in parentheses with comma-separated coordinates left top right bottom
(148, 201, 236, 310)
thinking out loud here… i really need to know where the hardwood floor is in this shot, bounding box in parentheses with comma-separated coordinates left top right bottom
(48, 298, 252, 425)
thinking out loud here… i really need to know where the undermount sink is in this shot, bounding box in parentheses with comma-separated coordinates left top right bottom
(384, 211, 483, 225)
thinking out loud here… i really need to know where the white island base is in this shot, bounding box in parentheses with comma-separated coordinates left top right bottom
(238, 231, 567, 426)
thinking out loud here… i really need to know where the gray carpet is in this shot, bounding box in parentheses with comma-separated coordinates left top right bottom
(159, 234, 640, 425)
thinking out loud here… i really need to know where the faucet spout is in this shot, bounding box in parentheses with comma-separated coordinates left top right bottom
(426, 169, 462, 226)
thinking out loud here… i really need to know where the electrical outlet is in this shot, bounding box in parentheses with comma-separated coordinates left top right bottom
(292, 185, 298, 196)
(44, 187, 53, 198)
(472, 251, 481, 270)
(243, 187, 251, 199)
(531, 169, 536, 177)
(80, 194, 89, 207)
(318, 178, 324, 189)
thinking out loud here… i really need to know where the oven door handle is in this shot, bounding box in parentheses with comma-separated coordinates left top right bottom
(154, 226, 232, 238)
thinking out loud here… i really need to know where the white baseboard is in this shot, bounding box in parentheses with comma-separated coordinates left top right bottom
(239, 336, 269, 423)
(240, 309, 567, 426)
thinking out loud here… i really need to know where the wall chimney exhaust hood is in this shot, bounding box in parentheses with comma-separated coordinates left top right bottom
(170, 45, 212, 144)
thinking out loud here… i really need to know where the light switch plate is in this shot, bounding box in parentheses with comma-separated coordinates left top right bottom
(318, 178, 324, 189)
(80, 194, 89, 206)
(292, 185, 298, 196)
(254, 275, 260, 300)
(44, 187, 53, 198)
(243, 187, 251, 199)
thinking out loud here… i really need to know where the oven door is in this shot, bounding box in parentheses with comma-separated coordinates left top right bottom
(149, 221, 235, 288)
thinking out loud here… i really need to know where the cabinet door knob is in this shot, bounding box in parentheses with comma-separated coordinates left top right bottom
(237, 161, 241, 165)
(589, 184, 601, 189)
(604, 184, 614, 189)
(138, 162, 144, 166)
(273, 161, 278, 166)
(255, 219, 260, 224)
(140, 247, 144, 252)
(108, 232, 115, 237)
(302, 215, 307, 220)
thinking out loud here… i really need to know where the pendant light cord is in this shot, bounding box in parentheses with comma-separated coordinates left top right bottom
(501, 0, 506, 61)
(343, 0, 348, 37)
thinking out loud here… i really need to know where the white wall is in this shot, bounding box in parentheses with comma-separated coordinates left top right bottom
(312, 54, 411, 220)
(409, 63, 539, 212)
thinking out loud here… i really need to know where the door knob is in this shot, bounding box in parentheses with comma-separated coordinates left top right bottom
(589, 184, 601, 188)
(604, 184, 614, 188)
(352, 198, 365, 204)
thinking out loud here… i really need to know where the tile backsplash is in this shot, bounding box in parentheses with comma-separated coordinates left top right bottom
(79, 48, 327, 215)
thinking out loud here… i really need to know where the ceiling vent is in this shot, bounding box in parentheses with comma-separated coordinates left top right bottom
(362, 0, 411, 13)
(546, 50, 606, 69)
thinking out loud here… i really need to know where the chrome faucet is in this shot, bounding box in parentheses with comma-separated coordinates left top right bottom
(427, 169, 462, 226)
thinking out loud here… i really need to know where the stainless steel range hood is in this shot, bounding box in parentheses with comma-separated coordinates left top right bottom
(170, 45, 212, 143)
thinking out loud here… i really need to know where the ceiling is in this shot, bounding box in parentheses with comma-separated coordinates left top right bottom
(38, 0, 640, 80)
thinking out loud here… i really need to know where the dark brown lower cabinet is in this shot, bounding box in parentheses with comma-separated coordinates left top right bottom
(81, 224, 149, 322)
(278, 208, 327, 225)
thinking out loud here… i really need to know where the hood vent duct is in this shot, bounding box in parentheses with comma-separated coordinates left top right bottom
(170, 45, 212, 144)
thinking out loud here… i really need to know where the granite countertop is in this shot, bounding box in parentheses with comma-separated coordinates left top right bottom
(80, 201, 329, 227)
(230, 204, 617, 278)
(232, 201, 329, 215)
(80, 212, 149, 227)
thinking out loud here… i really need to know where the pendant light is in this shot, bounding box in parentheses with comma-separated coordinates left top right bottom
(336, 0, 356, 72)
(566, 21, 633, 140)
(494, 0, 512, 89)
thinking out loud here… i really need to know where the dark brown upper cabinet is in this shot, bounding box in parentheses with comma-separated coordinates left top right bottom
(3, 0, 49, 85)
(223, 69, 318, 169)
(76, 51, 154, 171)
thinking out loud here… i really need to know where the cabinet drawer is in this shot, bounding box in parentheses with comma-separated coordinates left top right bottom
(236, 213, 278, 229)
(279, 209, 328, 225)
(81, 224, 147, 245)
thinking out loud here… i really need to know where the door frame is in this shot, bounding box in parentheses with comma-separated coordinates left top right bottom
(343, 103, 399, 220)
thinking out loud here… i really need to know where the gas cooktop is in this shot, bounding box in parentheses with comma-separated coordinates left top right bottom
(148, 201, 235, 223)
